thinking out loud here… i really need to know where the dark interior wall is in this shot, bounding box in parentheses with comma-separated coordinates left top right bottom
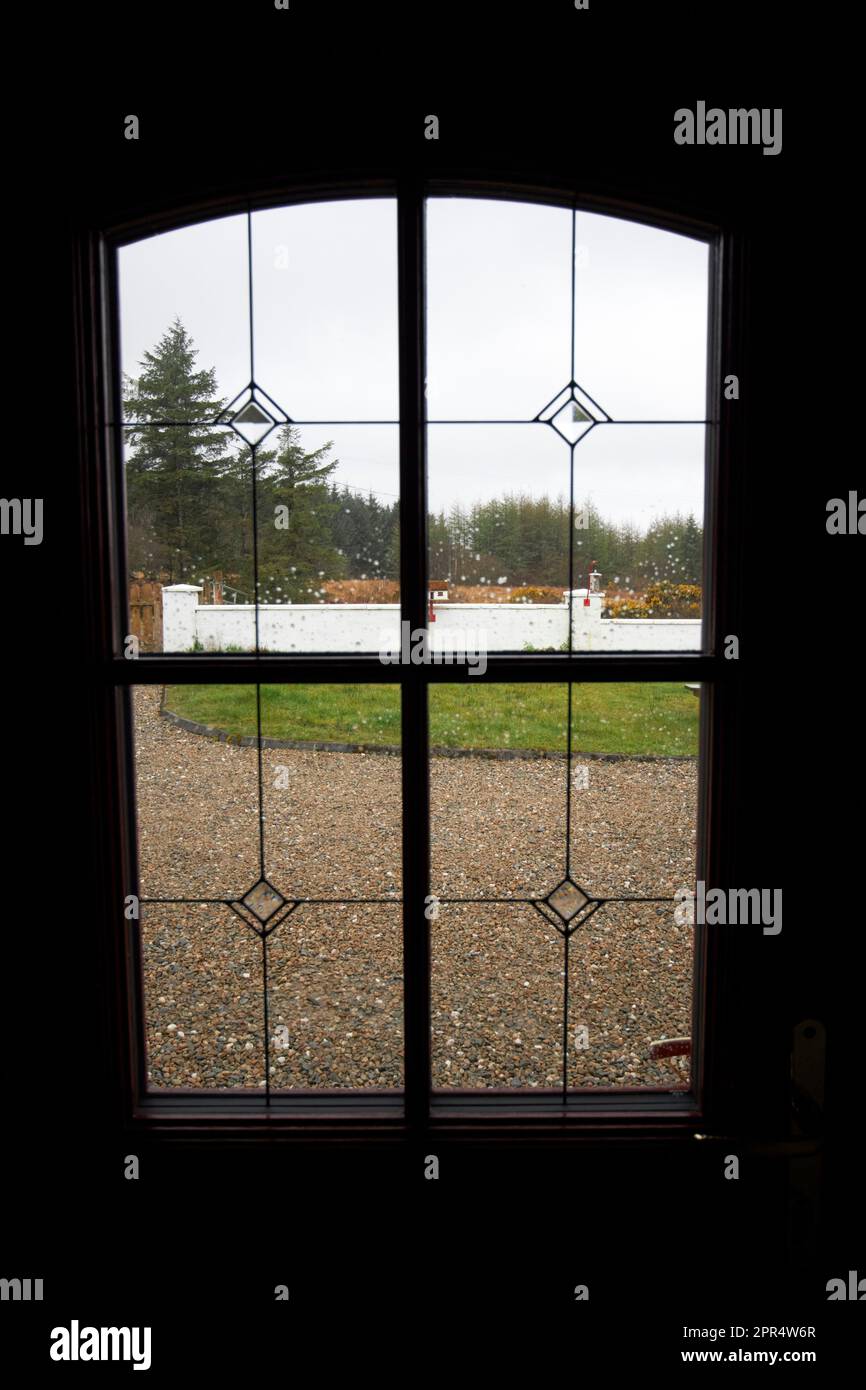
(2, 70, 860, 1354)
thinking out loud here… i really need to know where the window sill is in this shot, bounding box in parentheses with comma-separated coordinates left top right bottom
(131, 1087, 702, 1140)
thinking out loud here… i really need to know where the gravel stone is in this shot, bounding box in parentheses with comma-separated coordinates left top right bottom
(134, 686, 694, 1094)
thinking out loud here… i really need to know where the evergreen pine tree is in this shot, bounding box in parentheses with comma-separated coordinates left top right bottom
(255, 425, 345, 601)
(123, 318, 232, 581)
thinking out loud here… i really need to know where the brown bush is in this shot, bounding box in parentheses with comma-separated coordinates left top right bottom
(321, 579, 399, 603)
(320, 580, 570, 606)
(507, 585, 565, 604)
(449, 584, 513, 603)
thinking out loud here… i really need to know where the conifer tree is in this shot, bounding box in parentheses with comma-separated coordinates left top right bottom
(123, 318, 232, 581)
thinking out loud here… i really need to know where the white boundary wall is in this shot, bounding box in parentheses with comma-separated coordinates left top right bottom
(162, 584, 701, 653)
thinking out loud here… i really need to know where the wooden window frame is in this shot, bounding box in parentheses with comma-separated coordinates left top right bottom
(73, 170, 749, 1143)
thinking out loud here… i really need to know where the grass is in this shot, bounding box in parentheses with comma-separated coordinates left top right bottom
(163, 682, 699, 756)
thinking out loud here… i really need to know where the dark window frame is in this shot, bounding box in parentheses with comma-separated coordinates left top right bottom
(74, 172, 746, 1142)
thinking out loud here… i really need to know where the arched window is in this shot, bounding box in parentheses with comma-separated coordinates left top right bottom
(76, 177, 742, 1137)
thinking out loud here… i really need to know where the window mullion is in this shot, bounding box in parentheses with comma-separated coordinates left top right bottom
(397, 177, 432, 1130)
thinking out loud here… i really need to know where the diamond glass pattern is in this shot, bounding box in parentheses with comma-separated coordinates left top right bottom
(242, 878, 287, 923)
(549, 400, 595, 445)
(537, 380, 608, 448)
(215, 381, 291, 449)
(547, 878, 589, 921)
(230, 397, 277, 447)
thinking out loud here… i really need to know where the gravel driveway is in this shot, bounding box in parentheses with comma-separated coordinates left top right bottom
(134, 686, 696, 1093)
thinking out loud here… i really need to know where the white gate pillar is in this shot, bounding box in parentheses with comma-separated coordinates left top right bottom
(161, 584, 202, 651)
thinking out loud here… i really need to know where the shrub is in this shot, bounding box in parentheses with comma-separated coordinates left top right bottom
(523, 639, 571, 652)
(507, 585, 564, 604)
(604, 581, 701, 619)
(321, 579, 399, 603)
(449, 585, 511, 602)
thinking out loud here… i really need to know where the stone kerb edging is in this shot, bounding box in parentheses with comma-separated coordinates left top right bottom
(158, 694, 696, 763)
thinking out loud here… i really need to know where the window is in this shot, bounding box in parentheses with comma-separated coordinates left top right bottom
(79, 177, 737, 1136)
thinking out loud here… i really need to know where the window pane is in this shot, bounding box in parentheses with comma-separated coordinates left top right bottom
(123, 425, 256, 653)
(425, 199, 709, 651)
(251, 199, 398, 421)
(426, 198, 572, 420)
(570, 425, 705, 651)
(134, 684, 260, 897)
(567, 902, 692, 1089)
(430, 683, 569, 897)
(424, 423, 705, 652)
(429, 683, 699, 1091)
(118, 203, 399, 656)
(142, 902, 265, 1091)
(427, 425, 570, 619)
(267, 904, 403, 1090)
(568, 683, 699, 897)
(118, 214, 249, 422)
(134, 684, 403, 1092)
(252, 425, 400, 654)
(431, 903, 563, 1089)
(572, 211, 709, 420)
(258, 683, 402, 900)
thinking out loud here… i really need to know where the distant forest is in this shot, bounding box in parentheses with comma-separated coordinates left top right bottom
(124, 319, 702, 601)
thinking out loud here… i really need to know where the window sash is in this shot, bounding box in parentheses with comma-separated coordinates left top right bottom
(79, 176, 740, 1136)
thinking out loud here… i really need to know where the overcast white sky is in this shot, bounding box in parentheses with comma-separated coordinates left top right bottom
(119, 197, 708, 529)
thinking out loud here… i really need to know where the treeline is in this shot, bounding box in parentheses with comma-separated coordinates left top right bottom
(124, 319, 702, 600)
(428, 496, 702, 591)
(329, 491, 703, 591)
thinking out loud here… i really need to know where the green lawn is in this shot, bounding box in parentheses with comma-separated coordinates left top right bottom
(163, 683, 699, 756)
